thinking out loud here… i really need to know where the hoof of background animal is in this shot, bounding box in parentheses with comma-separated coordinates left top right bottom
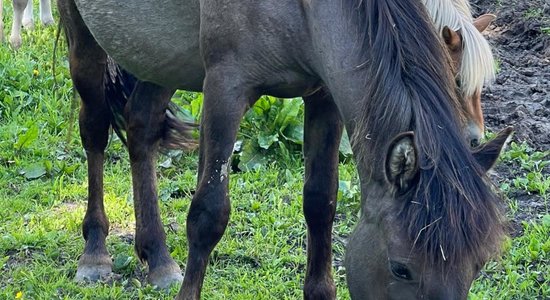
(147, 263, 184, 289)
(9, 36, 22, 50)
(22, 20, 34, 30)
(41, 16, 55, 26)
(75, 254, 113, 282)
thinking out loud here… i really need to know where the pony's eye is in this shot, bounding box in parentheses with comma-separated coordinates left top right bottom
(389, 261, 413, 281)
(455, 78, 462, 88)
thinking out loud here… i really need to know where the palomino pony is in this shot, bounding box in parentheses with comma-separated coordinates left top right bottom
(0, 0, 54, 49)
(58, 0, 511, 299)
(423, 0, 497, 146)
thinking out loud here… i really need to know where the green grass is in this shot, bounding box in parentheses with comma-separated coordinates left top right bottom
(524, 8, 544, 19)
(1, 1, 549, 299)
(523, 6, 550, 35)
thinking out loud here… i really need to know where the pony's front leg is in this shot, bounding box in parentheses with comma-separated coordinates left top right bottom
(126, 82, 184, 289)
(9, 0, 28, 49)
(302, 90, 343, 300)
(39, 0, 54, 25)
(176, 70, 253, 300)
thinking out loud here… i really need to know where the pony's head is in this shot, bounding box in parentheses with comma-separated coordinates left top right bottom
(346, 127, 512, 299)
(342, 0, 509, 297)
(441, 14, 496, 146)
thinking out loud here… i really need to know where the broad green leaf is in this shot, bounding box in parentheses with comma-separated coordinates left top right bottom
(282, 124, 303, 145)
(238, 152, 268, 171)
(21, 163, 46, 180)
(275, 99, 302, 131)
(258, 132, 279, 149)
(113, 254, 133, 271)
(238, 142, 268, 171)
(252, 96, 273, 114)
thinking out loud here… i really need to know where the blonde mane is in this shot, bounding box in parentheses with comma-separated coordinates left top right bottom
(422, 0, 495, 96)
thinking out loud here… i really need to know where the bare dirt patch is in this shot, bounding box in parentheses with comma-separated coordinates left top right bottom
(474, 0, 549, 149)
(473, 0, 549, 226)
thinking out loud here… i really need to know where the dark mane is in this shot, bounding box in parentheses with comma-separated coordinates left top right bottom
(348, 0, 505, 269)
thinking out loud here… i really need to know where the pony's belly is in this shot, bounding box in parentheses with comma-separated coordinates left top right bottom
(74, 0, 204, 90)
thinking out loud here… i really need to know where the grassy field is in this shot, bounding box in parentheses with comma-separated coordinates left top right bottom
(1, 2, 549, 299)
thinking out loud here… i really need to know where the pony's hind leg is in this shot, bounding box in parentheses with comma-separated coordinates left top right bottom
(73, 57, 113, 281)
(125, 82, 184, 288)
(39, 0, 54, 25)
(72, 52, 113, 282)
(177, 70, 254, 300)
(59, 0, 112, 282)
(302, 90, 343, 300)
(9, 0, 28, 49)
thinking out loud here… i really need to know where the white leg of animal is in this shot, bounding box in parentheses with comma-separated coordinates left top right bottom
(10, 0, 29, 49)
(22, 0, 34, 29)
(40, 0, 54, 25)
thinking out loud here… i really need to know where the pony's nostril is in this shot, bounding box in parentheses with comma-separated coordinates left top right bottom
(470, 138, 480, 148)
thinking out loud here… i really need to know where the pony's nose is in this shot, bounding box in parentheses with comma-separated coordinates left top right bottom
(466, 121, 484, 148)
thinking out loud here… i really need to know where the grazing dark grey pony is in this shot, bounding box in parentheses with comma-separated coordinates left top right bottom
(58, 0, 511, 299)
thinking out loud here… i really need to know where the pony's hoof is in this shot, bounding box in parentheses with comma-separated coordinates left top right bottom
(75, 254, 113, 282)
(75, 264, 112, 282)
(9, 36, 22, 50)
(148, 263, 183, 289)
(22, 21, 34, 30)
(41, 16, 55, 26)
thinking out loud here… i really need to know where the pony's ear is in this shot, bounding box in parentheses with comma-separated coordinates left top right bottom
(385, 132, 419, 191)
(442, 26, 461, 52)
(472, 127, 513, 172)
(473, 14, 496, 33)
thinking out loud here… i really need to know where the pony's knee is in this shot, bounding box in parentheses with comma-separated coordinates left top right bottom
(187, 187, 230, 249)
